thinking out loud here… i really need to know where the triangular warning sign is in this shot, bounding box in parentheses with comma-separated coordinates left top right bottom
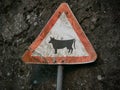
(22, 3, 97, 64)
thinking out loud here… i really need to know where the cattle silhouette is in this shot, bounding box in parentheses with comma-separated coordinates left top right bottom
(49, 37, 75, 54)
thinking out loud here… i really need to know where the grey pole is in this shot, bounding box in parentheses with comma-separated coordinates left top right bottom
(57, 65, 63, 90)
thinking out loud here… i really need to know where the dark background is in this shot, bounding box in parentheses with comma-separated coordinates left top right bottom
(0, 0, 120, 90)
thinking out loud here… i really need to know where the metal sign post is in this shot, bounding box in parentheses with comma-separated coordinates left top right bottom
(57, 65, 63, 90)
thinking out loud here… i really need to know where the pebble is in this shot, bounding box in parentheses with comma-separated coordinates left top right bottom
(21, 86, 24, 89)
(103, 11, 106, 13)
(34, 22, 37, 26)
(27, 15, 31, 20)
(7, 72, 10, 76)
(33, 80, 37, 84)
(97, 75, 102, 80)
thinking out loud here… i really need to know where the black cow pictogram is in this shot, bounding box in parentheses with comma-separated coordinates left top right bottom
(49, 37, 75, 54)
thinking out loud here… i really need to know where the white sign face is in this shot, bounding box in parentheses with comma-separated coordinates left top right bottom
(32, 12, 88, 57)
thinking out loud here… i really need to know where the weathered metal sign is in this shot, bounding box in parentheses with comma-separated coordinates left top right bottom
(22, 3, 97, 64)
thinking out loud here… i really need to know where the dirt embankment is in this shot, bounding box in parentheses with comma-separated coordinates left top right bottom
(0, 0, 120, 90)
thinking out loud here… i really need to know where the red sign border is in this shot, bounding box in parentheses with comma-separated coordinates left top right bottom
(22, 3, 97, 64)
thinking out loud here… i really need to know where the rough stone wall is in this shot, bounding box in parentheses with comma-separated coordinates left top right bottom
(0, 0, 120, 90)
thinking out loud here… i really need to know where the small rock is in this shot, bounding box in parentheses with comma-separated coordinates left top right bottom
(103, 11, 106, 13)
(34, 22, 37, 26)
(97, 75, 102, 80)
(21, 86, 24, 89)
(0, 59, 3, 63)
(27, 15, 31, 20)
(81, 83, 84, 86)
(33, 80, 37, 84)
(7, 72, 11, 76)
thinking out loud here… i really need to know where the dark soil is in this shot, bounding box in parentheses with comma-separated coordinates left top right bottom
(0, 0, 120, 90)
